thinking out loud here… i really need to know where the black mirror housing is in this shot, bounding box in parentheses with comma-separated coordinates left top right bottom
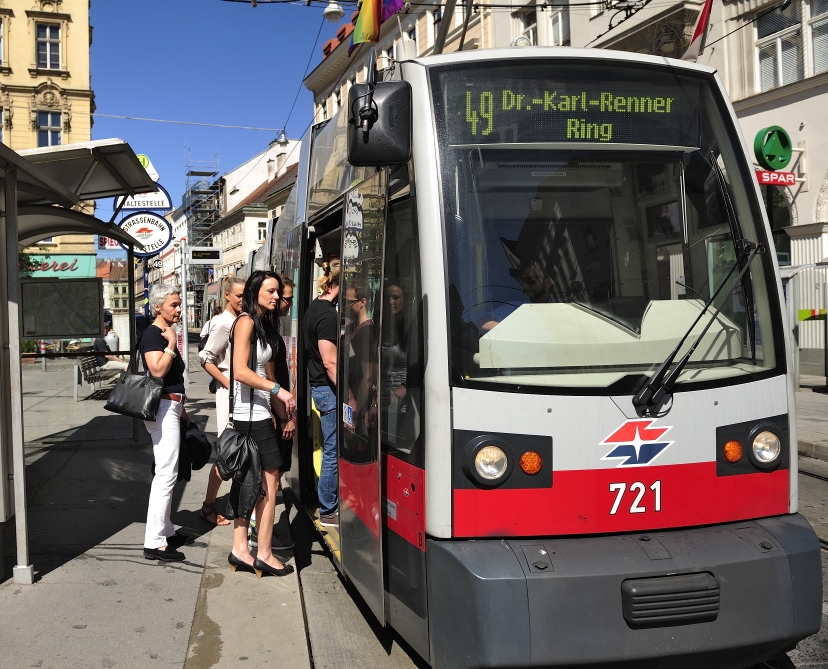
(347, 81, 412, 167)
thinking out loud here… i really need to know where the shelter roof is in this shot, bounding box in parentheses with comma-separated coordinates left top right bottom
(18, 139, 157, 200)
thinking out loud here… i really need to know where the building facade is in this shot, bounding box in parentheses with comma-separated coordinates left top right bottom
(5, 0, 96, 254)
(305, 2, 570, 121)
(211, 162, 299, 280)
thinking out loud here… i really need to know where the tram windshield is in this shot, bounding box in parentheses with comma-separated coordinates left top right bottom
(430, 60, 783, 393)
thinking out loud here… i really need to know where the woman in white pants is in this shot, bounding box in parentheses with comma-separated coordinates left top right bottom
(141, 284, 192, 562)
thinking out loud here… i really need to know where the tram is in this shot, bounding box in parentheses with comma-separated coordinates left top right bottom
(259, 47, 822, 668)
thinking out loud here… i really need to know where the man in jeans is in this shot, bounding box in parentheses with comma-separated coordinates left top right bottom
(304, 261, 340, 526)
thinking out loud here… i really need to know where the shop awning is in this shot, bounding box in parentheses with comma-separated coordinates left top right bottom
(17, 205, 145, 249)
(18, 139, 157, 200)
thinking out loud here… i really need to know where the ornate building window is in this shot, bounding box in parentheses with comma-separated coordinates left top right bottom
(30, 83, 72, 144)
(37, 110, 61, 147)
(810, 0, 828, 74)
(549, 10, 565, 46)
(756, 2, 804, 92)
(36, 23, 61, 70)
(27, 9, 71, 78)
(755, 0, 828, 92)
(514, 5, 538, 44)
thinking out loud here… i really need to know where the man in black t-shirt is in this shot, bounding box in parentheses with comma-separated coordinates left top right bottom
(93, 325, 128, 371)
(304, 261, 341, 526)
(304, 298, 338, 390)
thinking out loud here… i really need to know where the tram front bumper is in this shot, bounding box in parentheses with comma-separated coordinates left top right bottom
(426, 514, 821, 669)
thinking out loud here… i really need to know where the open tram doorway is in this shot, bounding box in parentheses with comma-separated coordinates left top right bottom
(297, 210, 342, 531)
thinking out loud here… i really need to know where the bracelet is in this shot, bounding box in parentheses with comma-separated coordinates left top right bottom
(269, 382, 281, 395)
(163, 348, 176, 358)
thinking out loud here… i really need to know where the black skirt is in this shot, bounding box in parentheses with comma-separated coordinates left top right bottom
(234, 418, 282, 471)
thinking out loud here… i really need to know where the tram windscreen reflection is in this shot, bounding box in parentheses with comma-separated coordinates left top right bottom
(431, 62, 782, 393)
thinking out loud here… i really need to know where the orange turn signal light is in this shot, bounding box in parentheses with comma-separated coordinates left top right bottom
(724, 440, 743, 463)
(520, 451, 543, 475)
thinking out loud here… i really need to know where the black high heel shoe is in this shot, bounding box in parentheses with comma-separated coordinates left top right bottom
(253, 557, 295, 578)
(228, 553, 255, 573)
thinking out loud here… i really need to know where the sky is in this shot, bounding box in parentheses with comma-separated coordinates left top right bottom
(90, 0, 344, 222)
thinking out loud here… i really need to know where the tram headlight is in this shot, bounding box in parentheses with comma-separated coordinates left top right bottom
(461, 435, 514, 487)
(475, 446, 509, 480)
(752, 431, 781, 464)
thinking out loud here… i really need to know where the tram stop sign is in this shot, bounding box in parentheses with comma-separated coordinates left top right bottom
(754, 126, 792, 171)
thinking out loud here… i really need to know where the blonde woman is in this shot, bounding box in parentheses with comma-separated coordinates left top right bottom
(141, 284, 192, 562)
(198, 275, 246, 526)
(303, 260, 340, 526)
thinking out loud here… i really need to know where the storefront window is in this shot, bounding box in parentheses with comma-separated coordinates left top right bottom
(761, 185, 792, 265)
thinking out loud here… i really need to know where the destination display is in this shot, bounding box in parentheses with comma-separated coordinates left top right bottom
(435, 67, 701, 147)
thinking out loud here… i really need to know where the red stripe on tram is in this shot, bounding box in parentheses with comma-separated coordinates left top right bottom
(453, 462, 789, 537)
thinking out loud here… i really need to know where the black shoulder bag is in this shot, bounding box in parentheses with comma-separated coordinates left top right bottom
(104, 337, 164, 421)
(216, 314, 258, 481)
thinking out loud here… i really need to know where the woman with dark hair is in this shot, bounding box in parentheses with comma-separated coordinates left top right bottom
(226, 270, 297, 578)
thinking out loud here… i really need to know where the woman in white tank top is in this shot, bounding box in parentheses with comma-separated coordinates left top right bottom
(226, 271, 297, 579)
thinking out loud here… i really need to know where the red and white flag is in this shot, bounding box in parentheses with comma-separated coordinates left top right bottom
(682, 0, 714, 62)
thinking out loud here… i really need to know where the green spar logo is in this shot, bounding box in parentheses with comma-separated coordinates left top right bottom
(754, 126, 792, 171)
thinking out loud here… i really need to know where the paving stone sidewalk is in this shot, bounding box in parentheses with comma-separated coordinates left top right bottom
(0, 346, 309, 669)
(797, 376, 828, 462)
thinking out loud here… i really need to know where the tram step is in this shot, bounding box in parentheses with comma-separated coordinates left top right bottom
(621, 572, 720, 628)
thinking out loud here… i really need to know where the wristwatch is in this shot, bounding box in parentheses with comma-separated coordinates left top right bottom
(163, 347, 177, 358)
(270, 382, 281, 395)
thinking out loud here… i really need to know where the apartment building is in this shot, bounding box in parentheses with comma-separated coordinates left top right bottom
(4, 0, 96, 255)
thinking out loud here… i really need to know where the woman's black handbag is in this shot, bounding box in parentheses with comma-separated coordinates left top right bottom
(216, 314, 257, 481)
(104, 339, 164, 421)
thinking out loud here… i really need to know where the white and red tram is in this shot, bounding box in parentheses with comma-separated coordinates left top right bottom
(262, 47, 821, 668)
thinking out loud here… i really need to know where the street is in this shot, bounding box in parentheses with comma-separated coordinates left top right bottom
(0, 351, 826, 668)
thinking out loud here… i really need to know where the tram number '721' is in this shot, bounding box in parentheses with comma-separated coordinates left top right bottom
(609, 481, 662, 515)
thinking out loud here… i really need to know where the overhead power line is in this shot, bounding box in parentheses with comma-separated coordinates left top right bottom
(91, 113, 282, 132)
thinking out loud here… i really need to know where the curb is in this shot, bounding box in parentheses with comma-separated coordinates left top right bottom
(798, 440, 828, 464)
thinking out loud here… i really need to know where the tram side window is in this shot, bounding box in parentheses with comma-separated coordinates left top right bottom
(380, 195, 425, 469)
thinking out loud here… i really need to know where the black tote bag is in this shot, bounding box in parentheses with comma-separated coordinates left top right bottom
(104, 339, 165, 421)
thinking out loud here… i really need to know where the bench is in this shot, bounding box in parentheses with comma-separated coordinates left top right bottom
(73, 349, 123, 401)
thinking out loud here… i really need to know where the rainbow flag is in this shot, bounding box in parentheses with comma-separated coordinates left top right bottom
(350, 0, 404, 53)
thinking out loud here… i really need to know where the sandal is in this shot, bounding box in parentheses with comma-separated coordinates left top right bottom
(200, 501, 231, 526)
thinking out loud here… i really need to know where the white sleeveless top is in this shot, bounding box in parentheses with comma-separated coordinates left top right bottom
(232, 339, 273, 422)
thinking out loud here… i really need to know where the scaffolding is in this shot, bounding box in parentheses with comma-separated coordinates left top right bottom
(183, 148, 220, 324)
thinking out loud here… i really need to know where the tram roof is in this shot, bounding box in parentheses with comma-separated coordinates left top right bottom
(404, 47, 717, 76)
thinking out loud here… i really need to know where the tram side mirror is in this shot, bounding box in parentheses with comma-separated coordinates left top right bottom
(347, 81, 412, 167)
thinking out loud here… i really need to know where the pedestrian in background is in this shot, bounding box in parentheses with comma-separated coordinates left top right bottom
(198, 276, 246, 527)
(199, 304, 223, 350)
(141, 284, 193, 562)
(93, 324, 128, 372)
(304, 260, 340, 527)
(226, 270, 296, 578)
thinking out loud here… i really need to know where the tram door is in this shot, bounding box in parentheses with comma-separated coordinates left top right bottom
(338, 170, 387, 623)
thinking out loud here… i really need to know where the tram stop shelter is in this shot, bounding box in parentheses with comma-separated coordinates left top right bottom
(0, 138, 156, 584)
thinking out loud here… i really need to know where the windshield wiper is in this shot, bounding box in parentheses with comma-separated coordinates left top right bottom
(632, 241, 764, 413)
(709, 151, 758, 361)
